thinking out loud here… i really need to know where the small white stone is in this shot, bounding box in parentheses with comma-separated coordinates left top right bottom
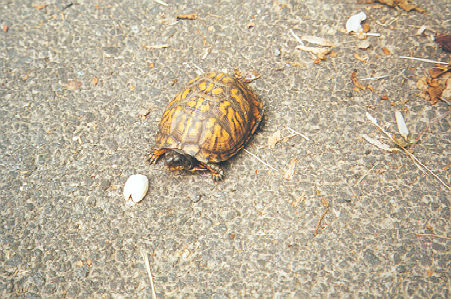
(123, 174, 149, 206)
(346, 11, 366, 33)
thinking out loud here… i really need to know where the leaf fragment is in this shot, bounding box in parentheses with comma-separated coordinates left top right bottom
(395, 111, 409, 140)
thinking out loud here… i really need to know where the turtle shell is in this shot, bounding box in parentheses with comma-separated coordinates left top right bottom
(154, 72, 263, 164)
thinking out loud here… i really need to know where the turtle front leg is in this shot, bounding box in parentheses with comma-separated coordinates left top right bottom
(191, 162, 224, 181)
(206, 163, 224, 181)
(148, 149, 167, 164)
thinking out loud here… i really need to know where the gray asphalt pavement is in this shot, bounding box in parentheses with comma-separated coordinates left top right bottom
(1, 0, 449, 298)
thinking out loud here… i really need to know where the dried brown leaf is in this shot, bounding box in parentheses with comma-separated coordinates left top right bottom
(442, 78, 451, 101)
(435, 34, 451, 53)
(376, 0, 425, 12)
(382, 47, 391, 55)
(426, 79, 444, 105)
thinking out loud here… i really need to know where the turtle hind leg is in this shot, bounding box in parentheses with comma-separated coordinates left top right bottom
(148, 149, 167, 164)
(191, 162, 224, 181)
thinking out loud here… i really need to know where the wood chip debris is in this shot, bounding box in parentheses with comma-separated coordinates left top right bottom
(284, 158, 296, 181)
(297, 45, 332, 60)
(142, 44, 169, 49)
(33, 4, 48, 10)
(351, 71, 373, 91)
(176, 14, 199, 20)
(291, 30, 336, 60)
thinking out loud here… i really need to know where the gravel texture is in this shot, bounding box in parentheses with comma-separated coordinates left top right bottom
(0, 0, 449, 298)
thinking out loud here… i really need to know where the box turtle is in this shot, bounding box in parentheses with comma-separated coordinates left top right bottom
(149, 72, 263, 181)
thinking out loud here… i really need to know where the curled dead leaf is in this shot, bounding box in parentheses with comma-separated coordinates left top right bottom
(426, 79, 444, 105)
(435, 34, 451, 53)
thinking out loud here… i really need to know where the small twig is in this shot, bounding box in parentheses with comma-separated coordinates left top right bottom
(399, 56, 449, 65)
(365, 32, 381, 37)
(314, 206, 329, 237)
(286, 126, 310, 141)
(360, 75, 389, 81)
(355, 163, 377, 185)
(142, 253, 157, 299)
(153, 0, 168, 6)
(289, 29, 304, 46)
(142, 44, 169, 49)
(415, 233, 451, 240)
(243, 149, 279, 172)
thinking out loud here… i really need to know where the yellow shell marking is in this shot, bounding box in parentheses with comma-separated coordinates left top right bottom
(200, 103, 210, 112)
(181, 117, 194, 141)
(221, 77, 234, 84)
(204, 82, 215, 93)
(219, 100, 231, 116)
(214, 73, 225, 81)
(199, 81, 207, 91)
(167, 92, 182, 108)
(188, 75, 200, 85)
(212, 88, 223, 95)
(227, 108, 239, 140)
(182, 88, 191, 99)
(187, 100, 197, 107)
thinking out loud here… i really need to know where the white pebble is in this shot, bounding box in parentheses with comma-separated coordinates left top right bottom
(123, 174, 149, 206)
(346, 11, 366, 33)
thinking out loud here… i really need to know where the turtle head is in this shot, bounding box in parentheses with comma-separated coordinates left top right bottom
(164, 150, 195, 171)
